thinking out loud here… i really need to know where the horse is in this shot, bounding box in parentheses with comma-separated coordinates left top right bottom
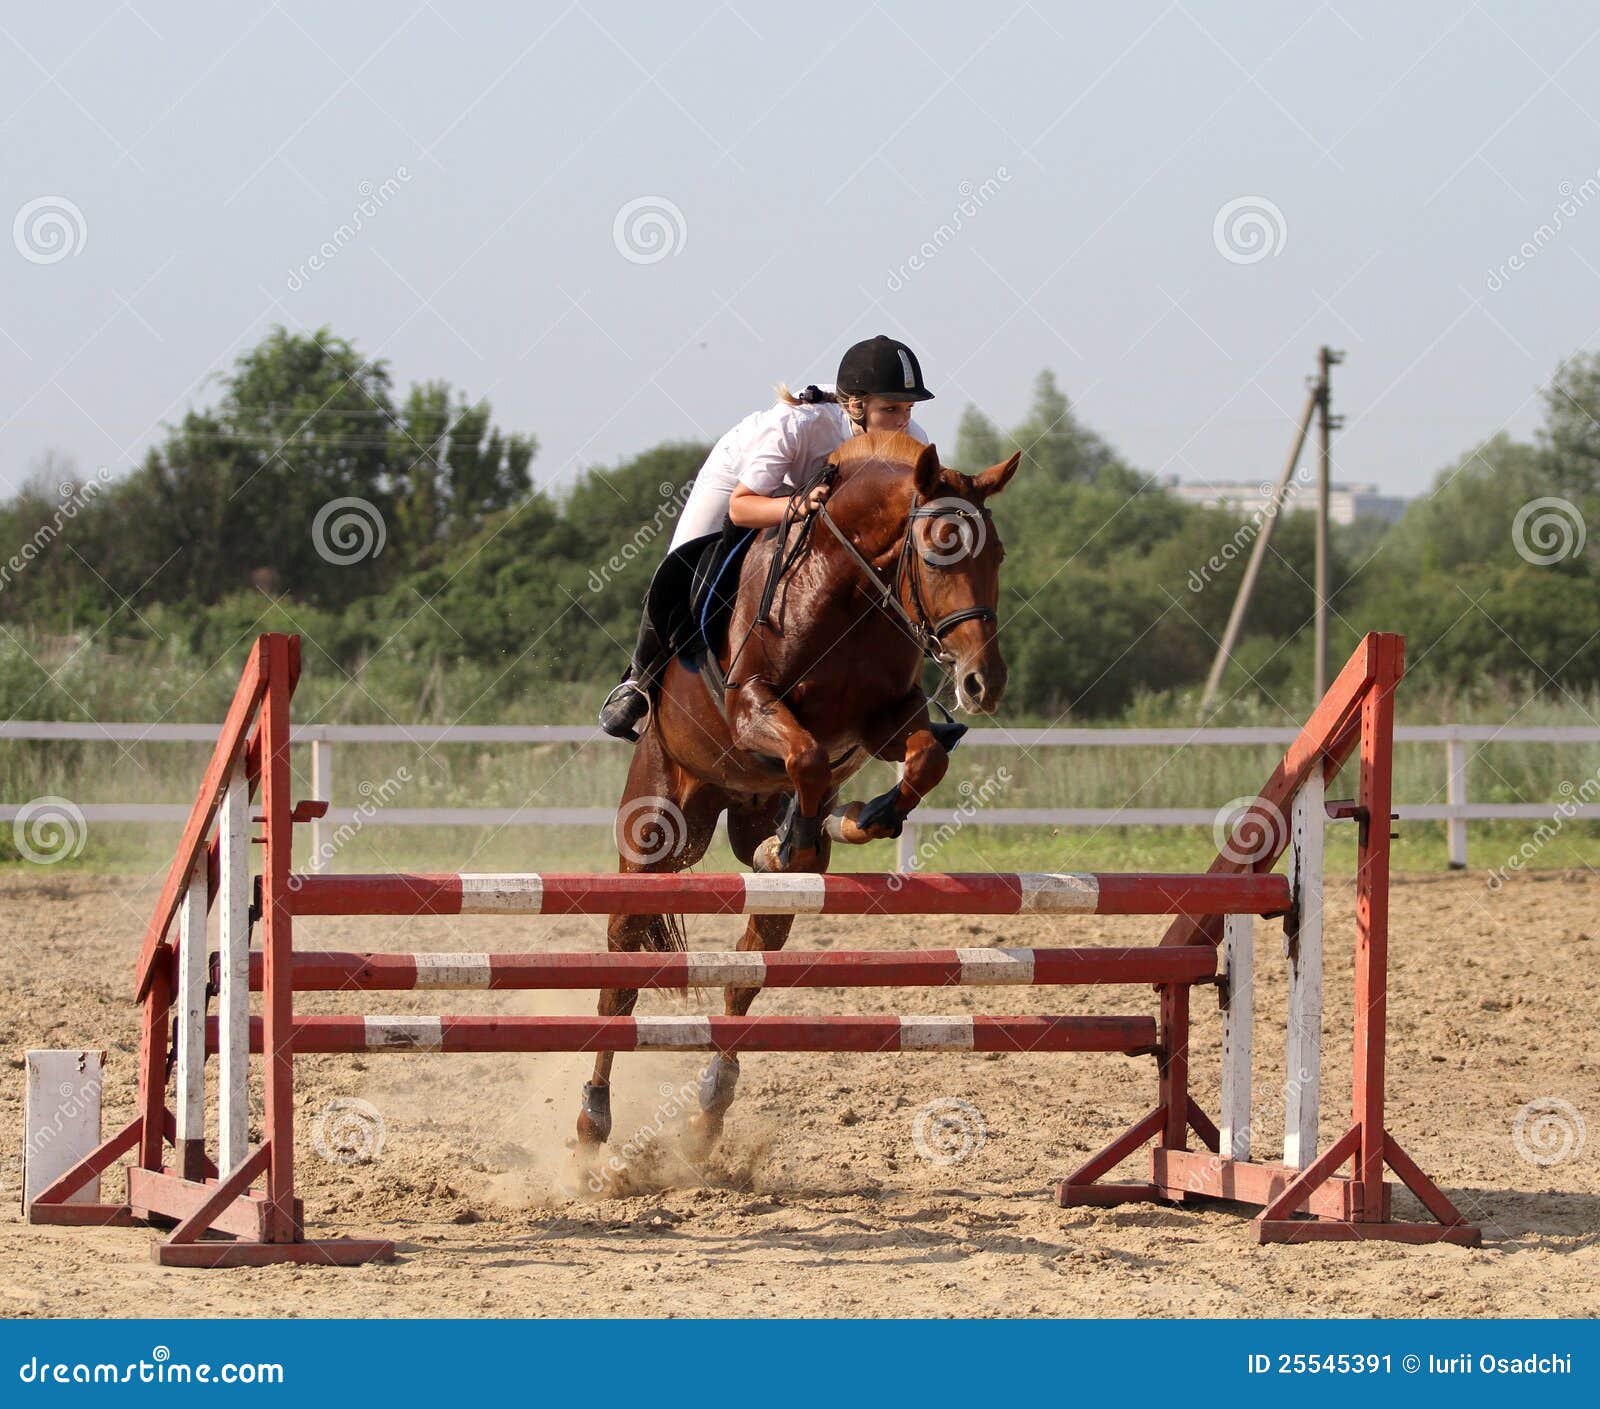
(576, 430, 1021, 1155)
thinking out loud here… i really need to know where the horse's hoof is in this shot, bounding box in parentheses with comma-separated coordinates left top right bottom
(752, 837, 783, 873)
(576, 1081, 613, 1146)
(685, 1108, 725, 1156)
(698, 1054, 740, 1117)
(853, 787, 905, 839)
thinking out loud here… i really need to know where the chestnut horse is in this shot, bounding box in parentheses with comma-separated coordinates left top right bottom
(576, 431, 1021, 1154)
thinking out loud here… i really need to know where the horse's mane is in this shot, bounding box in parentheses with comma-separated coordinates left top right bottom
(828, 430, 931, 472)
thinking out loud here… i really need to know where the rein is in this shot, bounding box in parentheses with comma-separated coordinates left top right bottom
(817, 496, 996, 666)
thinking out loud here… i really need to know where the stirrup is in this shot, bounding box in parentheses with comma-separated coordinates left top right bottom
(598, 680, 650, 742)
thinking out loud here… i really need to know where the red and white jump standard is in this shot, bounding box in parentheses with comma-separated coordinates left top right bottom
(23, 631, 1480, 1266)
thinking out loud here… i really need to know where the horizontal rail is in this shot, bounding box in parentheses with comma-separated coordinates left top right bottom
(211, 1013, 1160, 1055)
(7, 721, 1600, 745)
(10, 802, 1598, 828)
(284, 871, 1292, 917)
(246, 945, 1219, 992)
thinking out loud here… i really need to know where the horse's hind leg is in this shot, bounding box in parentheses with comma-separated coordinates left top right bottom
(685, 799, 828, 1146)
(577, 729, 721, 1156)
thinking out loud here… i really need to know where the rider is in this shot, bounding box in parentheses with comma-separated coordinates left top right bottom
(598, 335, 935, 741)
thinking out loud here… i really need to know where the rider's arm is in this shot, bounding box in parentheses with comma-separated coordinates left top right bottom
(729, 480, 830, 529)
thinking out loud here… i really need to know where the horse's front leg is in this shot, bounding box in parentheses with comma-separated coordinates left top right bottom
(826, 689, 949, 845)
(726, 679, 833, 872)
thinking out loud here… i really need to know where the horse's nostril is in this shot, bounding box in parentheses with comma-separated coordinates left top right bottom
(963, 672, 984, 702)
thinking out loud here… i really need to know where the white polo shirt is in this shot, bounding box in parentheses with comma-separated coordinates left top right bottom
(670, 396, 929, 549)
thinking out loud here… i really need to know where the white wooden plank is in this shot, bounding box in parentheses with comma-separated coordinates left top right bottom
(23, 1050, 104, 1207)
(173, 860, 208, 1169)
(1283, 768, 1325, 1169)
(219, 759, 251, 1174)
(1219, 913, 1254, 1162)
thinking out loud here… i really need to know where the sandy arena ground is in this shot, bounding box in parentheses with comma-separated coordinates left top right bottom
(3, 869, 1596, 1318)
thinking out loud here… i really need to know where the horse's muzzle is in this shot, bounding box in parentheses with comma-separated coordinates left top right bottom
(957, 663, 1007, 714)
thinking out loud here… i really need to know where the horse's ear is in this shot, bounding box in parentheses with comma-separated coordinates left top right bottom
(912, 442, 943, 497)
(970, 451, 1021, 501)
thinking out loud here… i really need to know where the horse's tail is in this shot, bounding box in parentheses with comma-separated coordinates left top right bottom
(640, 911, 687, 954)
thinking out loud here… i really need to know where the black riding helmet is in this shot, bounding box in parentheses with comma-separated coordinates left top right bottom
(836, 335, 935, 403)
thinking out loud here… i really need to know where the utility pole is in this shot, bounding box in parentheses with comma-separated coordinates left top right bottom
(1313, 346, 1343, 700)
(1199, 348, 1341, 714)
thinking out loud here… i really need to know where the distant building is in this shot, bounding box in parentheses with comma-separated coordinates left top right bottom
(1164, 476, 1408, 526)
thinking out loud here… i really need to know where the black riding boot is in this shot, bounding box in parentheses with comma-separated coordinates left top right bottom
(598, 611, 670, 741)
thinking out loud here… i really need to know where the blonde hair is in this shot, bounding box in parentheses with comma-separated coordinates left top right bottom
(776, 382, 866, 424)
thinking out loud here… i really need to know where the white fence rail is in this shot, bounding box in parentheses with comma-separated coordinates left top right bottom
(5, 720, 1599, 872)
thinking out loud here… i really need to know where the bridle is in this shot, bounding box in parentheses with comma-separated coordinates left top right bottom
(817, 495, 997, 666)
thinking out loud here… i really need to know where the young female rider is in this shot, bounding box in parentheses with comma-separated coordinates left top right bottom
(598, 335, 935, 740)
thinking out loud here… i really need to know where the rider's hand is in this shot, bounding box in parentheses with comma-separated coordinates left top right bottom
(791, 483, 831, 517)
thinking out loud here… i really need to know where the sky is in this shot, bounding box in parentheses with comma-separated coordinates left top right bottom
(4, 0, 1599, 502)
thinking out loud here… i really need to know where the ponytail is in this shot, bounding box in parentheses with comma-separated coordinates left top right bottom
(775, 382, 838, 406)
(776, 382, 866, 427)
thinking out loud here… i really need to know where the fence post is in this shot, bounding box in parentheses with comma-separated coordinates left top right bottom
(310, 733, 332, 874)
(1446, 735, 1468, 870)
